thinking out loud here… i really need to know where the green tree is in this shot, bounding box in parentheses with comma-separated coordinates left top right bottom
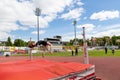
(103, 36, 110, 45)
(6, 37, 12, 46)
(111, 35, 120, 46)
(14, 39, 27, 47)
(86, 39, 91, 46)
(78, 39, 83, 46)
(111, 35, 117, 45)
(0, 43, 2, 46)
(69, 39, 74, 45)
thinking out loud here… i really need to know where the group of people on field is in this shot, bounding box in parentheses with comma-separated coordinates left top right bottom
(105, 45, 115, 55)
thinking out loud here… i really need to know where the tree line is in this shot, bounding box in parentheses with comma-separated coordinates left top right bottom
(2, 35, 120, 47)
(64, 35, 120, 47)
(2, 37, 28, 47)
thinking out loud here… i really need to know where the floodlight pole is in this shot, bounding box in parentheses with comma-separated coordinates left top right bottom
(35, 8, 41, 42)
(83, 27, 89, 64)
(73, 20, 78, 56)
(73, 20, 77, 46)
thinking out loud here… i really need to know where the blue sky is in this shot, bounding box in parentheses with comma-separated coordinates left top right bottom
(0, 0, 120, 42)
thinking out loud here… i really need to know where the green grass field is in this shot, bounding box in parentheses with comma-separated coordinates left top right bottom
(88, 50, 120, 57)
(14, 49, 120, 57)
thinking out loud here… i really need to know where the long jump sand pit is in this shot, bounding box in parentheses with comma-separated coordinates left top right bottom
(0, 56, 120, 80)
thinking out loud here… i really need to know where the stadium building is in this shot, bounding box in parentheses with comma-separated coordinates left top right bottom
(44, 36, 63, 52)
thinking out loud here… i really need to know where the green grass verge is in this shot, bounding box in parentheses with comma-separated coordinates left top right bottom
(13, 49, 120, 57)
(88, 50, 120, 57)
(14, 52, 72, 57)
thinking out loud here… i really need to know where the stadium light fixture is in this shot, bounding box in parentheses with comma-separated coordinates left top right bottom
(35, 8, 41, 42)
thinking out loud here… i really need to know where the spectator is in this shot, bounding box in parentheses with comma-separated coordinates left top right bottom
(75, 47, 78, 56)
(111, 45, 115, 55)
(104, 47, 108, 54)
(71, 49, 74, 56)
(104, 42, 108, 54)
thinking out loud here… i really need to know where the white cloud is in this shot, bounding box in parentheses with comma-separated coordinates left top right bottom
(62, 32, 74, 41)
(33, 0, 72, 14)
(92, 29, 120, 38)
(77, 1, 84, 6)
(0, 22, 19, 32)
(96, 24, 120, 36)
(60, 0, 84, 20)
(77, 24, 95, 31)
(0, 0, 34, 40)
(83, 17, 87, 20)
(31, 30, 46, 35)
(86, 24, 120, 38)
(62, 24, 120, 41)
(19, 27, 28, 30)
(104, 24, 120, 30)
(0, 32, 10, 40)
(0, 0, 74, 40)
(90, 10, 120, 21)
(61, 8, 84, 20)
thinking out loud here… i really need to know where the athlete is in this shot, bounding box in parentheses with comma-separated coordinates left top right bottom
(28, 40, 52, 57)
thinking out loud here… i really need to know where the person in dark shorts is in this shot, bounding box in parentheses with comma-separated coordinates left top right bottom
(104, 47, 108, 54)
(36, 41, 51, 47)
(28, 40, 52, 57)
